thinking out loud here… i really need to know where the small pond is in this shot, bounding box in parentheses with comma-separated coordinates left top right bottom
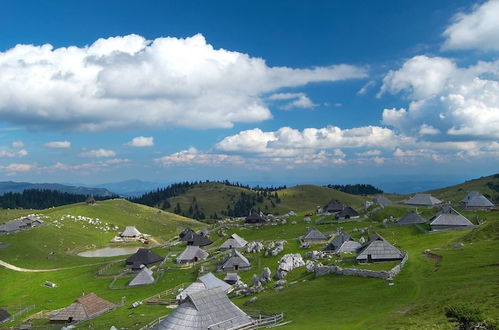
(77, 246, 140, 257)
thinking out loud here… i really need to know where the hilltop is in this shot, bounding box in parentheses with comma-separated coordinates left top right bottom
(426, 173, 499, 204)
(137, 182, 368, 220)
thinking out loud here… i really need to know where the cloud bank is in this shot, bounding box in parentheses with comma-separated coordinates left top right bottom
(0, 34, 366, 131)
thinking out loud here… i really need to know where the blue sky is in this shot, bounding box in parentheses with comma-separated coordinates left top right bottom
(0, 0, 498, 189)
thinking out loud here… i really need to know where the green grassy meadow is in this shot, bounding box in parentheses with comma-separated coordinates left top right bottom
(0, 197, 498, 329)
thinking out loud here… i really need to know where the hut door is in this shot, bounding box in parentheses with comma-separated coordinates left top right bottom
(234, 264, 239, 271)
(367, 254, 372, 263)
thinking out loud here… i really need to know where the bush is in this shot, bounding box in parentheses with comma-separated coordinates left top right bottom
(445, 303, 497, 330)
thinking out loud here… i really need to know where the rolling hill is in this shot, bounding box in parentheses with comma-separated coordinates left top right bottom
(0, 199, 204, 268)
(426, 173, 499, 204)
(154, 182, 369, 219)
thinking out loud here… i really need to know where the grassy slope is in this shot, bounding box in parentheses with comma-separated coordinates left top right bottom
(1, 193, 498, 329)
(0, 199, 204, 268)
(164, 182, 368, 218)
(426, 173, 499, 204)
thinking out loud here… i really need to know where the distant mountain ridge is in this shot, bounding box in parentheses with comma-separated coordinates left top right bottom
(0, 181, 114, 197)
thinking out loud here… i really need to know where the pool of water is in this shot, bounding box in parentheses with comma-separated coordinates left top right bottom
(77, 246, 140, 257)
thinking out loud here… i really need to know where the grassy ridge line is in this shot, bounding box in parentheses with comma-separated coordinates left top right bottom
(163, 182, 369, 219)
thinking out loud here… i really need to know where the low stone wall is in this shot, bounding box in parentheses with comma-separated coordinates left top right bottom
(315, 253, 408, 280)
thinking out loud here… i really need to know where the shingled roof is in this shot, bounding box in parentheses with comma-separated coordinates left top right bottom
(50, 293, 115, 322)
(125, 248, 163, 269)
(335, 206, 359, 219)
(219, 249, 251, 271)
(324, 199, 344, 212)
(129, 266, 155, 287)
(0, 308, 11, 324)
(120, 226, 142, 238)
(405, 193, 442, 206)
(460, 191, 494, 208)
(219, 233, 248, 250)
(155, 287, 253, 330)
(397, 210, 427, 225)
(176, 246, 209, 263)
(180, 229, 213, 246)
(245, 210, 267, 224)
(302, 227, 328, 242)
(374, 195, 392, 207)
(356, 234, 405, 262)
(429, 204, 474, 228)
(324, 232, 354, 251)
(176, 272, 232, 301)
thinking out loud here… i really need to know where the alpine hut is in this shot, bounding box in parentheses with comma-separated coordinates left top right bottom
(429, 204, 474, 230)
(176, 272, 233, 301)
(219, 249, 251, 272)
(245, 210, 267, 225)
(397, 210, 427, 226)
(85, 194, 96, 205)
(324, 232, 360, 253)
(224, 272, 240, 285)
(176, 246, 209, 264)
(335, 206, 360, 220)
(0, 308, 11, 324)
(356, 234, 405, 263)
(323, 199, 344, 213)
(154, 287, 253, 330)
(128, 266, 155, 287)
(50, 293, 116, 323)
(179, 228, 212, 247)
(125, 248, 163, 270)
(373, 195, 392, 207)
(120, 226, 142, 239)
(460, 191, 494, 210)
(219, 233, 248, 250)
(301, 227, 328, 243)
(405, 193, 442, 207)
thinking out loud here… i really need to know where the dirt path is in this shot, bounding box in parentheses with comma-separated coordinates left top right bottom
(0, 259, 108, 272)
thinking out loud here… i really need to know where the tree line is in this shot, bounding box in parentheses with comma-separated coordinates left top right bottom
(325, 184, 383, 195)
(0, 189, 114, 209)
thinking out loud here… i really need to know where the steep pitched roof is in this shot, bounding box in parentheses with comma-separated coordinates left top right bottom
(0, 308, 11, 323)
(181, 230, 213, 246)
(177, 273, 232, 300)
(356, 234, 404, 261)
(245, 210, 267, 224)
(120, 226, 142, 237)
(406, 193, 442, 206)
(336, 240, 362, 253)
(461, 191, 494, 207)
(397, 210, 427, 225)
(155, 287, 253, 330)
(324, 199, 344, 212)
(324, 232, 353, 251)
(219, 233, 248, 249)
(302, 227, 328, 241)
(125, 248, 163, 267)
(374, 195, 392, 206)
(129, 266, 155, 286)
(177, 246, 209, 263)
(51, 293, 115, 322)
(220, 249, 250, 270)
(429, 204, 474, 227)
(336, 206, 359, 218)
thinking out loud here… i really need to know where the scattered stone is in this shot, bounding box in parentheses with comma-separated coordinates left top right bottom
(260, 267, 272, 284)
(291, 221, 297, 225)
(252, 274, 261, 287)
(453, 242, 464, 249)
(246, 297, 258, 304)
(274, 279, 287, 287)
(246, 241, 264, 253)
(305, 260, 316, 273)
(277, 253, 305, 272)
(304, 217, 311, 223)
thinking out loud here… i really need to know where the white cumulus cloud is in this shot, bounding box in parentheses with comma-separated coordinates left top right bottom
(443, 0, 499, 51)
(79, 148, 116, 158)
(126, 136, 154, 147)
(154, 147, 244, 167)
(43, 141, 71, 148)
(0, 34, 366, 131)
(268, 92, 318, 110)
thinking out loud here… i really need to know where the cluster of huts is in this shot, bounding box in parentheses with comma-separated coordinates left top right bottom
(397, 204, 476, 230)
(322, 199, 360, 219)
(0, 215, 43, 234)
(404, 191, 494, 210)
